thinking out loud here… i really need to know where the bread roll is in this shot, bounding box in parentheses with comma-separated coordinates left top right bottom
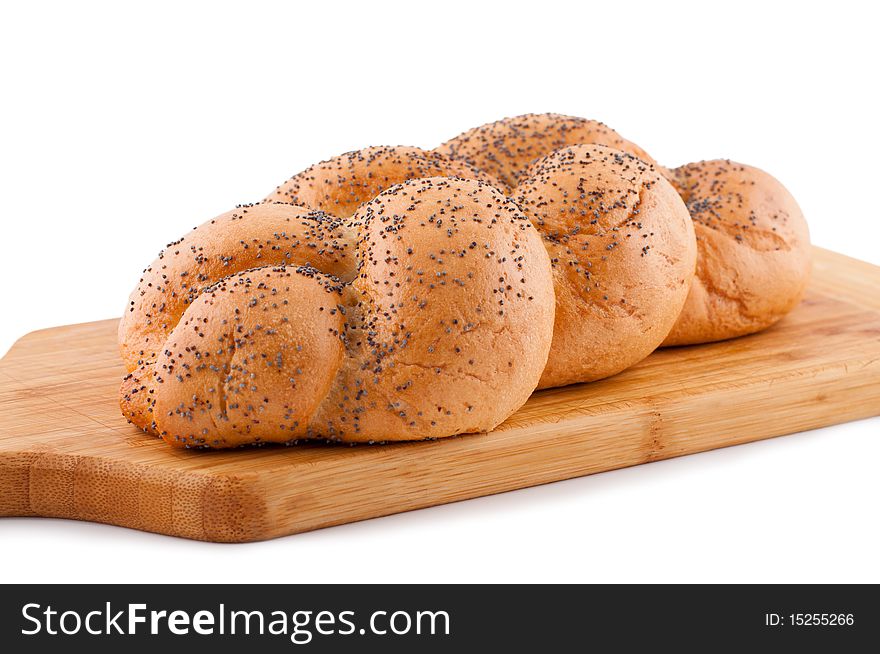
(437, 113, 656, 193)
(120, 177, 555, 447)
(513, 144, 696, 388)
(662, 160, 811, 346)
(265, 145, 498, 218)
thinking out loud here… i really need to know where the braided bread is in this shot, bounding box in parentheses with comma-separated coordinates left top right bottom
(119, 114, 810, 448)
(119, 178, 555, 447)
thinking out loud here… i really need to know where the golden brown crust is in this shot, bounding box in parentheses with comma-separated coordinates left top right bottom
(149, 266, 348, 447)
(514, 145, 696, 387)
(311, 177, 555, 441)
(662, 160, 811, 346)
(118, 202, 354, 373)
(264, 146, 500, 218)
(436, 113, 656, 193)
(120, 178, 555, 447)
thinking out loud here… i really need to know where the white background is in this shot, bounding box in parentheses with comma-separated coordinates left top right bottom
(1, 1, 878, 583)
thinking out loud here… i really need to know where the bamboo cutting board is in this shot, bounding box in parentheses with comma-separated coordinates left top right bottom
(1, 247, 879, 542)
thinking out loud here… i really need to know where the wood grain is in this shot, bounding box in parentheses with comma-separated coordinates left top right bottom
(1, 247, 879, 542)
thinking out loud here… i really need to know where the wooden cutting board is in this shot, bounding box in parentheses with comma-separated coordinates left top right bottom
(1, 247, 879, 542)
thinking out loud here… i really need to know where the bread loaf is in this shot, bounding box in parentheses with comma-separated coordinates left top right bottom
(119, 178, 555, 447)
(119, 114, 812, 449)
